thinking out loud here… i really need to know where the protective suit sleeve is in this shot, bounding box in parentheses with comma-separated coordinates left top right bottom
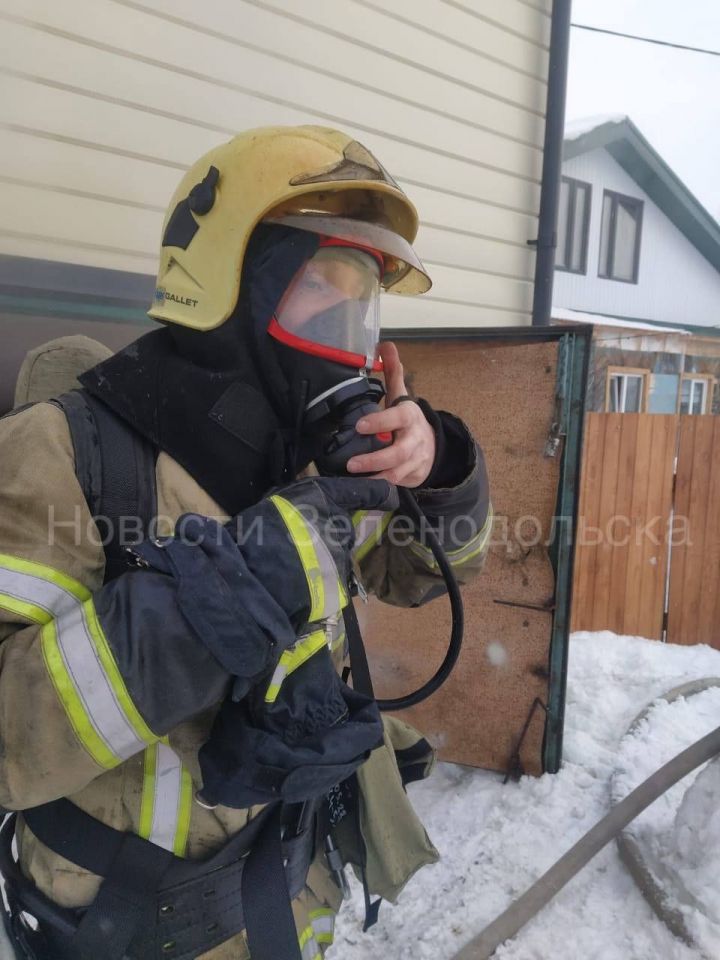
(0, 403, 230, 810)
(352, 410, 492, 607)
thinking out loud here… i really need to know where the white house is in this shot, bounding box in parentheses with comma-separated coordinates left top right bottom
(0, 0, 556, 335)
(551, 116, 720, 415)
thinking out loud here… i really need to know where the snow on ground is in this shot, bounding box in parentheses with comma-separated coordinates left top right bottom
(669, 757, 720, 927)
(334, 632, 720, 960)
(613, 686, 720, 956)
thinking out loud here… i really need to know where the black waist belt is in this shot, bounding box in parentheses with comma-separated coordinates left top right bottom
(1, 798, 314, 960)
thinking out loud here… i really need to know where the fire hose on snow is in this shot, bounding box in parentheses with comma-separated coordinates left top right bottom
(451, 691, 720, 960)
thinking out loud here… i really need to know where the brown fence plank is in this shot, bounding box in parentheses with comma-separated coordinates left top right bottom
(698, 419, 720, 645)
(608, 414, 639, 634)
(685, 416, 711, 643)
(668, 416, 720, 647)
(591, 416, 622, 630)
(710, 420, 720, 646)
(668, 416, 698, 643)
(571, 413, 604, 631)
(642, 416, 676, 639)
(667, 417, 694, 642)
(623, 414, 654, 637)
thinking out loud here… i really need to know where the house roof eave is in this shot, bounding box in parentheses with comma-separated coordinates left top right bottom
(563, 117, 720, 273)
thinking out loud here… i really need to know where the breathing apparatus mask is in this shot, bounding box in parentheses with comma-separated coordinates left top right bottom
(261, 231, 465, 712)
(266, 236, 394, 475)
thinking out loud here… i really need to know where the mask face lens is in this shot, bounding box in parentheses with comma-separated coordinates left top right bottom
(272, 247, 381, 367)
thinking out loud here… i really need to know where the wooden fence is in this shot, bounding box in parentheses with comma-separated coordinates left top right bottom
(571, 413, 720, 649)
(667, 416, 720, 646)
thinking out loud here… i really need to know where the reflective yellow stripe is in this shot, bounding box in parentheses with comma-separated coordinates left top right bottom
(0, 553, 88, 602)
(0, 594, 54, 626)
(265, 629, 327, 704)
(309, 908, 335, 945)
(139, 741, 193, 856)
(352, 510, 391, 562)
(299, 926, 322, 960)
(41, 619, 119, 769)
(174, 764, 193, 858)
(0, 554, 156, 767)
(139, 741, 158, 840)
(82, 599, 155, 747)
(410, 504, 494, 570)
(270, 496, 347, 619)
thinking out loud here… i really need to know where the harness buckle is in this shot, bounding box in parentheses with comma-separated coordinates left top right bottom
(324, 834, 351, 901)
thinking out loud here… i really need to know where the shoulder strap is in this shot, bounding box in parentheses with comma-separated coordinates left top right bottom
(53, 390, 158, 584)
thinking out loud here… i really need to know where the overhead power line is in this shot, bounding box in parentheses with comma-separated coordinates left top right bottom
(571, 22, 720, 58)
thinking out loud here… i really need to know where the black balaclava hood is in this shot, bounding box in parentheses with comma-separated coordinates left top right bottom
(80, 225, 319, 516)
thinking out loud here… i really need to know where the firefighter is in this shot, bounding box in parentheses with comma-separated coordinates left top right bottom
(0, 126, 491, 960)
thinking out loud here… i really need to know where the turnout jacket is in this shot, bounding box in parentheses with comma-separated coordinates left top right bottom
(0, 400, 491, 959)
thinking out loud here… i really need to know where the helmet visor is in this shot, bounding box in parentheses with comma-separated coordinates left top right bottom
(269, 246, 382, 369)
(264, 213, 431, 295)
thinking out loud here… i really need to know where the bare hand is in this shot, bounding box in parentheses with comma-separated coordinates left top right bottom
(346, 341, 436, 487)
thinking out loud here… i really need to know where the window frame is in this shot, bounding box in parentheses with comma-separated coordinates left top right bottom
(598, 189, 644, 284)
(555, 176, 592, 275)
(605, 366, 649, 413)
(678, 373, 715, 415)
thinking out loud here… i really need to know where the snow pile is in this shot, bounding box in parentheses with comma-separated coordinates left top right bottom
(611, 684, 720, 955)
(669, 757, 720, 926)
(334, 632, 720, 960)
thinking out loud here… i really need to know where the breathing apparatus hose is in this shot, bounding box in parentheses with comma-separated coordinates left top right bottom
(375, 487, 465, 713)
(311, 379, 467, 712)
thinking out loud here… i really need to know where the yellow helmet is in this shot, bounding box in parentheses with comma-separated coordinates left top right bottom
(148, 125, 431, 331)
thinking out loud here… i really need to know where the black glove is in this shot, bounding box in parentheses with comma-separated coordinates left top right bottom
(133, 477, 397, 694)
(226, 475, 398, 628)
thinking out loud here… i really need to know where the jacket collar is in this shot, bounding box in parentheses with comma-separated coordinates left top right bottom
(80, 329, 287, 516)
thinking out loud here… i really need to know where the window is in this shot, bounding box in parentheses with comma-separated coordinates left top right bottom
(606, 368, 648, 412)
(679, 375, 713, 415)
(599, 190, 643, 283)
(556, 177, 591, 273)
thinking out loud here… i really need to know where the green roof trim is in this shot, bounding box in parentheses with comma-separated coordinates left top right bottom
(555, 306, 720, 339)
(564, 117, 720, 274)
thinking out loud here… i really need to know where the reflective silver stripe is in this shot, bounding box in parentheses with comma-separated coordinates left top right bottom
(55, 602, 148, 760)
(0, 564, 148, 761)
(304, 520, 344, 619)
(270, 496, 346, 621)
(300, 932, 322, 960)
(149, 742, 185, 852)
(266, 662, 287, 697)
(0, 567, 78, 619)
(410, 505, 494, 570)
(328, 620, 346, 653)
(352, 510, 389, 561)
(265, 629, 328, 704)
(310, 911, 335, 943)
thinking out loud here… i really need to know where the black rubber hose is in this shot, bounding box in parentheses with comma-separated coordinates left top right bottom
(376, 487, 465, 712)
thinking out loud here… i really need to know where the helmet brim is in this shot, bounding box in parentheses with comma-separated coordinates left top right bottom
(263, 214, 432, 295)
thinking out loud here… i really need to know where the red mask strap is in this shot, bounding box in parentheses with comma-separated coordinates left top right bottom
(317, 236, 385, 275)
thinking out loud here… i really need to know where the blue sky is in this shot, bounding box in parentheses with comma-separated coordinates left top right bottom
(567, 0, 720, 218)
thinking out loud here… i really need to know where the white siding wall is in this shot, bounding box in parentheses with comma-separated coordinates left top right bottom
(0, 0, 552, 328)
(554, 148, 720, 328)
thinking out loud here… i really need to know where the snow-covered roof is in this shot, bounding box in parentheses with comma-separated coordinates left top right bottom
(564, 114, 626, 142)
(552, 307, 691, 336)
